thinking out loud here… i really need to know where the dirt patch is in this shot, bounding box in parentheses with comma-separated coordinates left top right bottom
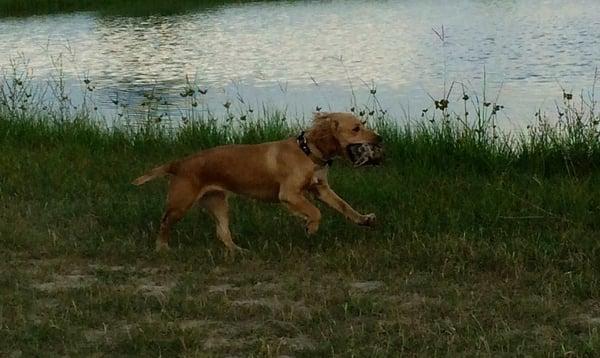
(282, 334, 317, 351)
(232, 298, 283, 310)
(251, 281, 280, 293)
(391, 292, 441, 309)
(178, 319, 216, 330)
(203, 336, 252, 350)
(575, 314, 600, 326)
(137, 284, 174, 298)
(198, 321, 260, 351)
(88, 264, 126, 272)
(136, 277, 175, 298)
(349, 281, 384, 293)
(32, 274, 96, 292)
(208, 283, 239, 293)
(84, 321, 141, 344)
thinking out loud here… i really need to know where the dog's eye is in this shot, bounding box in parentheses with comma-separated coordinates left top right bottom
(352, 126, 360, 132)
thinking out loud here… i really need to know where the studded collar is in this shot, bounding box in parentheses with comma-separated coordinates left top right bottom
(296, 131, 332, 167)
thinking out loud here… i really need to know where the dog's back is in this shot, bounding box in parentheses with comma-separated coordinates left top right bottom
(133, 138, 312, 201)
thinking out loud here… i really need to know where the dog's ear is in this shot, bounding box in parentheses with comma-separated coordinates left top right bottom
(330, 118, 339, 131)
(312, 112, 338, 131)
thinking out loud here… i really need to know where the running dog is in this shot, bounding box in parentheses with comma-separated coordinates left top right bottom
(132, 112, 383, 253)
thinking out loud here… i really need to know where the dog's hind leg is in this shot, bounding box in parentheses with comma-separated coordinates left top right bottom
(157, 177, 199, 251)
(201, 191, 246, 254)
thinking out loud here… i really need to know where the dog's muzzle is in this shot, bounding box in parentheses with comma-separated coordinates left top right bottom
(347, 143, 384, 167)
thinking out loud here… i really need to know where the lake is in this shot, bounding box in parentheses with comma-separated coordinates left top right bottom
(1, 0, 599, 127)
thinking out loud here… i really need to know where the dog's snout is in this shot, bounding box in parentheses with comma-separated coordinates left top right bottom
(374, 134, 382, 143)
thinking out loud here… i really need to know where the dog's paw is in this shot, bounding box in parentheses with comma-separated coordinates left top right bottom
(358, 213, 376, 227)
(155, 240, 170, 253)
(305, 221, 320, 235)
(225, 244, 250, 260)
(233, 245, 250, 255)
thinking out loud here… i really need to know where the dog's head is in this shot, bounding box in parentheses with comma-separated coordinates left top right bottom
(308, 112, 383, 166)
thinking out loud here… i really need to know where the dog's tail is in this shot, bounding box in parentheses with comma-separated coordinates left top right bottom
(132, 163, 174, 186)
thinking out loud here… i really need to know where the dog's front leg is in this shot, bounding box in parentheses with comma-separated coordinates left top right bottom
(312, 184, 376, 226)
(279, 191, 322, 234)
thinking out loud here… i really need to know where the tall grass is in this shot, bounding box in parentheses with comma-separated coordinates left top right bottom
(2, 54, 600, 177)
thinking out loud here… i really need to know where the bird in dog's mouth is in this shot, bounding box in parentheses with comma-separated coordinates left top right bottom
(347, 143, 384, 167)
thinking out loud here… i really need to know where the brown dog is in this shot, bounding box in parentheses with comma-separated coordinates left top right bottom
(133, 112, 382, 253)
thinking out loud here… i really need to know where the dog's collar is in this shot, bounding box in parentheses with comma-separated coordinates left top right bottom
(297, 131, 332, 167)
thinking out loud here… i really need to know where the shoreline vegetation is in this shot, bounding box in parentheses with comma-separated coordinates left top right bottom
(2, 58, 600, 176)
(0, 0, 259, 17)
(0, 0, 270, 17)
(2, 72, 600, 355)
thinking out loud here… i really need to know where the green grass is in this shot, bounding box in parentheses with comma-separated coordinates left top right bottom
(0, 0, 273, 17)
(2, 111, 600, 356)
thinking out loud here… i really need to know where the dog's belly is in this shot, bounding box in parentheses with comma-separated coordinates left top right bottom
(232, 186, 281, 202)
(208, 177, 281, 202)
(191, 142, 293, 202)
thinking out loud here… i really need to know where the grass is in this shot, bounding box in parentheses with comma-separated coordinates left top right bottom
(0, 0, 273, 17)
(2, 100, 600, 356)
(2, 4, 599, 350)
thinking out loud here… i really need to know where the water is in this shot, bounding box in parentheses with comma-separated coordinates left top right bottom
(1, 0, 599, 127)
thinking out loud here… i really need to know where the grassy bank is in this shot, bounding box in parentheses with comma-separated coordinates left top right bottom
(0, 0, 270, 17)
(2, 111, 600, 356)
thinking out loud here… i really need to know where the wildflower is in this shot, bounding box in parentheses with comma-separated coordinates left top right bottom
(434, 99, 448, 110)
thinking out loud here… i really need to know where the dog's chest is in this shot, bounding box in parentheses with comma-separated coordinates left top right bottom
(308, 175, 319, 186)
(307, 168, 328, 188)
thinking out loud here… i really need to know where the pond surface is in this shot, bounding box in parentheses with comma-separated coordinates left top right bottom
(1, 0, 599, 127)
